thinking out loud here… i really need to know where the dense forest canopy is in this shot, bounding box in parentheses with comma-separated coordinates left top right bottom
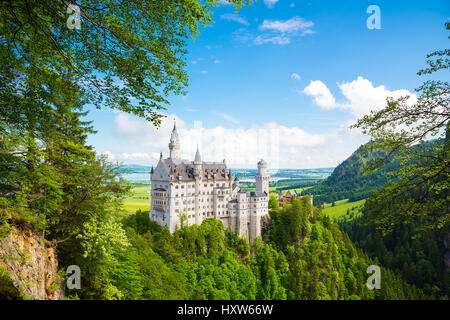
(339, 216, 449, 300)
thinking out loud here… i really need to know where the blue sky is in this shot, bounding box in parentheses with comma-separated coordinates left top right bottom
(87, 0, 449, 169)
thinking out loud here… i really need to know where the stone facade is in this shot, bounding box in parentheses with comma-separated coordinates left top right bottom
(149, 122, 270, 243)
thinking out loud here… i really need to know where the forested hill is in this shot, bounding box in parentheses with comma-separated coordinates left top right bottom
(304, 142, 401, 205)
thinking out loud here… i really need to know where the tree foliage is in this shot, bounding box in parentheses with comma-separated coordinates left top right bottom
(352, 22, 450, 234)
(0, 0, 253, 124)
(339, 216, 449, 300)
(87, 198, 427, 300)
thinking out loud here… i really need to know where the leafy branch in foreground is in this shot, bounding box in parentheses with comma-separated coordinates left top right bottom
(352, 22, 449, 235)
(1, 0, 253, 124)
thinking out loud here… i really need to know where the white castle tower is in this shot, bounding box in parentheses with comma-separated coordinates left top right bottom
(255, 159, 269, 194)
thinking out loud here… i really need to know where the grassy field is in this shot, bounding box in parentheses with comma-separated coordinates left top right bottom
(322, 199, 365, 221)
(289, 186, 312, 194)
(268, 186, 313, 194)
(121, 183, 151, 214)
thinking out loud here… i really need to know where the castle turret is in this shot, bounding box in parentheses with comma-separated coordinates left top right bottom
(255, 159, 269, 194)
(169, 120, 180, 160)
(233, 176, 240, 188)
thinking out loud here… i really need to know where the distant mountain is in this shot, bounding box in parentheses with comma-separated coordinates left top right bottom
(304, 142, 401, 205)
(119, 164, 334, 178)
(118, 164, 153, 174)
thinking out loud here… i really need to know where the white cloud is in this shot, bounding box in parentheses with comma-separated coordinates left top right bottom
(301, 29, 316, 35)
(254, 35, 290, 45)
(303, 80, 336, 109)
(111, 112, 347, 168)
(114, 113, 185, 149)
(233, 28, 253, 43)
(303, 76, 417, 118)
(102, 151, 160, 164)
(200, 70, 208, 74)
(254, 16, 315, 45)
(264, 0, 279, 8)
(213, 59, 221, 64)
(260, 16, 314, 34)
(221, 13, 250, 26)
(337, 76, 417, 118)
(215, 112, 239, 124)
(291, 73, 301, 80)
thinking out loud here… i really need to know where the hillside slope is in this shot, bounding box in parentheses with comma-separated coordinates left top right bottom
(304, 142, 401, 205)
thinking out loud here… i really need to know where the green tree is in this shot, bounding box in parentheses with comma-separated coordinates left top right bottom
(1, 0, 252, 125)
(268, 193, 279, 211)
(352, 22, 450, 235)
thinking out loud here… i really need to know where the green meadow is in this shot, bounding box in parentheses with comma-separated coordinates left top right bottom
(122, 183, 151, 213)
(322, 198, 365, 221)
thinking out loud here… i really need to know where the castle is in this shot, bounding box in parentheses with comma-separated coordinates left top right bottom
(149, 121, 270, 243)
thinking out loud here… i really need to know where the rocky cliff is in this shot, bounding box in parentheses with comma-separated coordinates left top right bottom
(0, 225, 64, 300)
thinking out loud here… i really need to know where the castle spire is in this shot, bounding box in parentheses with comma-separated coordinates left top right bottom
(169, 119, 180, 160)
(170, 118, 179, 142)
(194, 145, 201, 163)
